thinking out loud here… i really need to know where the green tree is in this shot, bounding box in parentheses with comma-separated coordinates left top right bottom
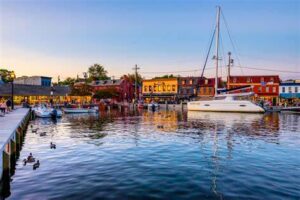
(59, 77, 77, 86)
(88, 64, 109, 81)
(70, 84, 92, 96)
(0, 69, 14, 82)
(121, 73, 143, 85)
(153, 74, 175, 79)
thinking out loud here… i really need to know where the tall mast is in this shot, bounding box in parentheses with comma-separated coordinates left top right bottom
(215, 6, 220, 96)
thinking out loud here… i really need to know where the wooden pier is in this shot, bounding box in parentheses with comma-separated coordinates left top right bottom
(0, 108, 31, 182)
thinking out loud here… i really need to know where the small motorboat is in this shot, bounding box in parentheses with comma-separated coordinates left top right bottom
(148, 102, 159, 111)
(33, 105, 62, 118)
(63, 107, 98, 114)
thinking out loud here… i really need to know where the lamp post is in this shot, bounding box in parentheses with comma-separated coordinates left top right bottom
(10, 71, 16, 110)
(50, 86, 54, 107)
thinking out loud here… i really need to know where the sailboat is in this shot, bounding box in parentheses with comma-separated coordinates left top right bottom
(187, 6, 265, 113)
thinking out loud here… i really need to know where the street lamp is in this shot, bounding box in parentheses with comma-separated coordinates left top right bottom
(10, 71, 16, 110)
(50, 86, 54, 107)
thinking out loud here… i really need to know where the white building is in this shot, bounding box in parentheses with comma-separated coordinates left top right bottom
(14, 76, 52, 87)
(280, 80, 300, 101)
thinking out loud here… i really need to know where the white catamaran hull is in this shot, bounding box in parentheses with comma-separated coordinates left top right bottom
(187, 100, 265, 113)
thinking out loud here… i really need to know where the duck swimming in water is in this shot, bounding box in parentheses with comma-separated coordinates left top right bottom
(40, 132, 47, 136)
(50, 142, 56, 149)
(27, 153, 35, 163)
(33, 160, 40, 170)
(32, 128, 39, 133)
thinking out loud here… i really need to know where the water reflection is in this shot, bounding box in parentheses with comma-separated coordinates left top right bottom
(5, 110, 300, 199)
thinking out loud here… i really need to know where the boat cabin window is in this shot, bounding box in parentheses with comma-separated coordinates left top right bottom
(214, 96, 226, 100)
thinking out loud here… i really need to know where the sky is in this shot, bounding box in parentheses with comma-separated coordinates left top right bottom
(0, 0, 299, 81)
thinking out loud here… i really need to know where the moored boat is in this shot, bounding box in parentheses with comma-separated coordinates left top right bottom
(63, 107, 98, 114)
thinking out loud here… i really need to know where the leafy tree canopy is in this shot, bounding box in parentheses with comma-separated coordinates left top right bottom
(121, 73, 143, 85)
(0, 69, 15, 83)
(88, 64, 109, 81)
(59, 77, 77, 86)
(153, 74, 176, 79)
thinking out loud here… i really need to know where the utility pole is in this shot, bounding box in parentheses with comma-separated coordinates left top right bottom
(227, 52, 234, 89)
(133, 64, 140, 103)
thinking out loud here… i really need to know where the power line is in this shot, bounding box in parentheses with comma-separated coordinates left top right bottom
(141, 66, 300, 75)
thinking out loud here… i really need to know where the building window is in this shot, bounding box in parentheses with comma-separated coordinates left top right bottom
(270, 77, 274, 82)
(205, 79, 208, 85)
(247, 77, 251, 83)
(167, 85, 171, 91)
(295, 87, 298, 93)
(203, 87, 207, 94)
(288, 87, 292, 93)
(189, 79, 193, 84)
(163, 85, 166, 92)
(149, 86, 152, 92)
(261, 77, 264, 82)
(172, 85, 176, 92)
(282, 87, 285, 93)
(182, 80, 185, 85)
(273, 87, 276, 93)
(258, 87, 262, 92)
(233, 78, 237, 83)
(144, 86, 147, 92)
(153, 86, 157, 92)
(266, 87, 269, 92)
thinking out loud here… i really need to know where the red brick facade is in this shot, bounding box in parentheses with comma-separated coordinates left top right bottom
(228, 75, 280, 105)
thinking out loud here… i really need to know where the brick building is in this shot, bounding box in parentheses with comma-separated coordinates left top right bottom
(228, 75, 280, 105)
(90, 79, 134, 102)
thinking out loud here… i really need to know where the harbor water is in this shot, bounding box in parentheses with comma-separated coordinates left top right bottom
(4, 110, 300, 199)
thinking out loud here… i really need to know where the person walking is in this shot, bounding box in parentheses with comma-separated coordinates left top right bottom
(6, 98, 12, 112)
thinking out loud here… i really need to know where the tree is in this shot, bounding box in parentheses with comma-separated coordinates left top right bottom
(154, 74, 175, 79)
(59, 77, 77, 86)
(121, 73, 143, 85)
(0, 69, 14, 83)
(70, 84, 92, 96)
(88, 64, 109, 81)
(92, 88, 119, 99)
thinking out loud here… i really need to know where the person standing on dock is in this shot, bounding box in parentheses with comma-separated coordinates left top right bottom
(6, 98, 12, 112)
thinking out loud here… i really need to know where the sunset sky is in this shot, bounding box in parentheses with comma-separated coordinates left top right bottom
(0, 0, 299, 81)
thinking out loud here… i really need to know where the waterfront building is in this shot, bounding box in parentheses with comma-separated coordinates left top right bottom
(142, 77, 178, 103)
(178, 77, 201, 100)
(90, 79, 134, 102)
(0, 83, 71, 104)
(228, 75, 280, 105)
(279, 80, 300, 105)
(197, 77, 223, 98)
(14, 76, 52, 86)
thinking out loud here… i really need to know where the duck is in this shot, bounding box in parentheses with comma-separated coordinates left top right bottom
(157, 125, 164, 129)
(26, 153, 35, 163)
(33, 160, 40, 170)
(23, 158, 27, 166)
(39, 132, 47, 136)
(32, 128, 39, 133)
(50, 142, 56, 149)
(30, 125, 33, 128)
